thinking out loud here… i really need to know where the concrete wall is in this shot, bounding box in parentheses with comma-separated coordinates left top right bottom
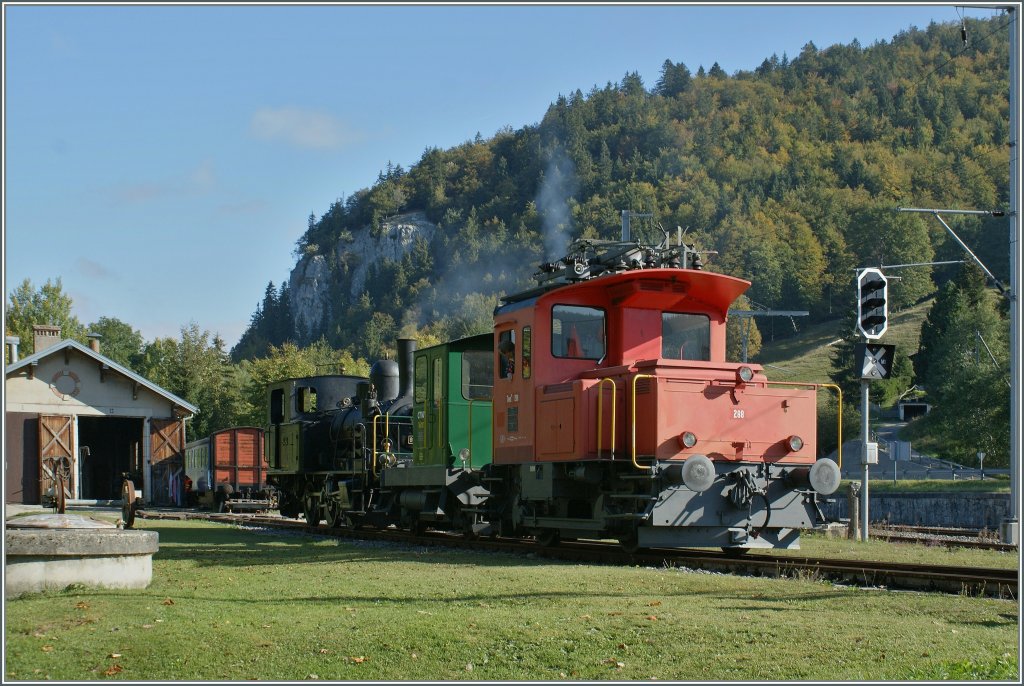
(822, 491, 1011, 529)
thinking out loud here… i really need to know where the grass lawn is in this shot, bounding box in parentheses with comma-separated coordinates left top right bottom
(861, 478, 1011, 494)
(779, 531, 1019, 570)
(4, 520, 1018, 681)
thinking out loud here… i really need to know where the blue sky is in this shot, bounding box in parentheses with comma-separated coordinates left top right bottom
(3, 2, 1003, 350)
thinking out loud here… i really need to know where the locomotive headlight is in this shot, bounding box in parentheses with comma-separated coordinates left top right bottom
(787, 435, 804, 452)
(678, 431, 698, 449)
(737, 366, 754, 383)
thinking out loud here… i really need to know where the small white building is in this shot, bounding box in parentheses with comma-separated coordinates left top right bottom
(5, 326, 198, 505)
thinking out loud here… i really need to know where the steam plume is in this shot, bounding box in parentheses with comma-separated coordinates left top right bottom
(536, 148, 578, 261)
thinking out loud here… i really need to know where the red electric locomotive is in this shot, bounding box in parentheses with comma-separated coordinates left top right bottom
(484, 234, 840, 551)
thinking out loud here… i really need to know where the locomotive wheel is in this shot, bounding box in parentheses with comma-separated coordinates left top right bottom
(536, 529, 561, 547)
(617, 531, 641, 554)
(324, 495, 346, 529)
(721, 546, 750, 557)
(303, 491, 322, 526)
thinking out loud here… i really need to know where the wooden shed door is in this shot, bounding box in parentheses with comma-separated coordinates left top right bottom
(39, 415, 75, 502)
(150, 419, 185, 505)
(150, 419, 184, 463)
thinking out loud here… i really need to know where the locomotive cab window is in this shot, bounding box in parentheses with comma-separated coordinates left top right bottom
(462, 350, 493, 400)
(522, 327, 532, 379)
(498, 330, 516, 379)
(552, 305, 605, 360)
(662, 312, 711, 361)
(297, 386, 318, 413)
(270, 388, 284, 424)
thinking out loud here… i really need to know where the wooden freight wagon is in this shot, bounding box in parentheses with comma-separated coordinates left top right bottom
(210, 427, 266, 493)
(185, 427, 270, 510)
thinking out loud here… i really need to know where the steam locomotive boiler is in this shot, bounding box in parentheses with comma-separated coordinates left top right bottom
(265, 340, 418, 527)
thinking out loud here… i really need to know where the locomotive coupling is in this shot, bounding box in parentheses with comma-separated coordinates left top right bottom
(726, 469, 764, 510)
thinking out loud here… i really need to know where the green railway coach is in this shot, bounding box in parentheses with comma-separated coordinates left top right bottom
(413, 333, 494, 470)
(380, 333, 494, 534)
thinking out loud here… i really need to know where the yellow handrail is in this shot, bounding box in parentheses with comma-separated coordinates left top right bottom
(820, 383, 843, 470)
(596, 377, 616, 459)
(630, 374, 656, 470)
(764, 380, 844, 470)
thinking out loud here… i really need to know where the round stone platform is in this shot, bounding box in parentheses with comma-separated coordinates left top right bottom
(5, 514, 159, 598)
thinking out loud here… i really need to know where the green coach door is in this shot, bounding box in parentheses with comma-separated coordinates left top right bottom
(413, 335, 494, 471)
(450, 347, 493, 470)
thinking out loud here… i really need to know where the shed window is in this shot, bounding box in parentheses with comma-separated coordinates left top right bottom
(552, 305, 605, 360)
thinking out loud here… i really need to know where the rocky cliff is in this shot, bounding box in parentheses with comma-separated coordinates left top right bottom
(287, 211, 437, 339)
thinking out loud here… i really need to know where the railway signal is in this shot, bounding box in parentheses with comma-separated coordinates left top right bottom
(853, 268, 889, 544)
(854, 342, 896, 380)
(856, 268, 888, 340)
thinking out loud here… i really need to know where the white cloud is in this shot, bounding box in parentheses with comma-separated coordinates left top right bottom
(249, 106, 362, 150)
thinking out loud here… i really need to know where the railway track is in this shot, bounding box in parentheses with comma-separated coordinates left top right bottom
(870, 524, 1016, 552)
(141, 511, 1018, 599)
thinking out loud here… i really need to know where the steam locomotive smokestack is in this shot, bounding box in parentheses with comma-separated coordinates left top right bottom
(398, 338, 417, 399)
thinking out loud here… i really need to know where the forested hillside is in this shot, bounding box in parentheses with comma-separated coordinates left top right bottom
(13, 16, 1009, 462)
(234, 16, 1011, 364)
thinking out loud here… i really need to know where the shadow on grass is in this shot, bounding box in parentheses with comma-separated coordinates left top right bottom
(143, 522, 561, 570)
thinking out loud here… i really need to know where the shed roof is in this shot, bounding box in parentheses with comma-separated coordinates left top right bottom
(6, 339, 199, 415)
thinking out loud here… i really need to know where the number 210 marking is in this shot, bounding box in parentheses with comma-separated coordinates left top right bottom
(733, 409, 745, 419)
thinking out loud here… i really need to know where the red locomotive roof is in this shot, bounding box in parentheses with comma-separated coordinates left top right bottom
(535, 268, 751, 316)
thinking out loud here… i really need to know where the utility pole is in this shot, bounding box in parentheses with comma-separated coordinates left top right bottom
(1006, 4, 1020, 548)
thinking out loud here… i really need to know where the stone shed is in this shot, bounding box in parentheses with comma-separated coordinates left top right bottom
(5, 327, 198, 506)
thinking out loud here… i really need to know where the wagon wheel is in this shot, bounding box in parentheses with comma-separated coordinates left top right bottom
(121, 478, 137, 529)
(303, 489, 322, 527)
(322, 484, 347, 529)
